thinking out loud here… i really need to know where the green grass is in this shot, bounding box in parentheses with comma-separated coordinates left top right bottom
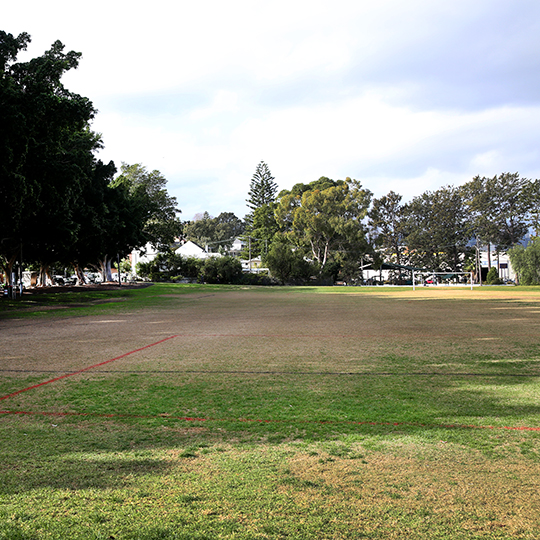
(2, 284, 540, 538)
(0, 283, 244, 319)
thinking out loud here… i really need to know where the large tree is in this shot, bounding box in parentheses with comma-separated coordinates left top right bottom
(275, 178, 372, 274)
(184, 211, 244, 252)
(404, 185, 471, 272)
(0, 31, 111, 284)
(64, 159, 118, 283)
(522, 178, 540, 239)
(94, 163, 182, 280)
(368, 191, 408, 282)
(462, 173, 531, 263)
(508, 239, 540, 285)
(244, 161, 279, 257)
(246, 161, 278, 216)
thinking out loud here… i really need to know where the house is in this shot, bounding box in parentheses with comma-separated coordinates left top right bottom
(241, 257, 269, 274)
(229, 237, 246, 257)
(478, 248, 516, 282)
(130, 243, 160, 268)
(175, 240, 220, 260)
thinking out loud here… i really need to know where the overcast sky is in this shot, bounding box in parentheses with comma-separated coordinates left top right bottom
(4, 1, 540, 220)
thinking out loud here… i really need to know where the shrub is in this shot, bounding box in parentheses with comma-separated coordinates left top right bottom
(136, 253, 202, 281)
(486, 266, 503, 285)
(200, 256, 243, 284)
(265, 243, 315, 284)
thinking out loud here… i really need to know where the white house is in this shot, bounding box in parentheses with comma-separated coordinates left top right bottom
(229, 237, 246, 257)
(175, 240, 220, 260)
(130, 243, 160, 269)
(478, 248, 516, 282)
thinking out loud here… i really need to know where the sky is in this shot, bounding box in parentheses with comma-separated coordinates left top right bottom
(4, 1, 540, 220)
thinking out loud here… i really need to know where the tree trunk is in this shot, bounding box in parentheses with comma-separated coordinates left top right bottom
(37, 265, 53, 287)
(2, 254, 17, 286)
(395, 241, 402, 283)
(73, 263, 87, 285)
(99, 256, 113, 282)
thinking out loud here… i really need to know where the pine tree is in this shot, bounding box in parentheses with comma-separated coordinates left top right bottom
(244, 162, 278, 258)
(246, 161, 278, 213)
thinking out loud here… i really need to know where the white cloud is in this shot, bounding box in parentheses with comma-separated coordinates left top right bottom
(4, 0, 540, 219)
(189, 91, 240, 121)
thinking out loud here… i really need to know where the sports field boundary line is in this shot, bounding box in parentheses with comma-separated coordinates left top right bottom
(1, 408, 539, 432)
(0, 335, 178, 401)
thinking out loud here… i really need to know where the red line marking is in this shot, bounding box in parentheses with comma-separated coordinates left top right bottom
(1, 409, 539, 432)
(0, 335, 178, 401)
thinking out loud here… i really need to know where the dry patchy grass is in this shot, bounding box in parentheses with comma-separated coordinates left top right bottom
(2, 284, 540, 538)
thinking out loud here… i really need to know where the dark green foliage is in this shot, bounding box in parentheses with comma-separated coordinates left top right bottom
(113, 163, 182, 254)
(200, 256, 243, 284)
(239, 272, 277, 286)
(246, 161, 278, 214)
(265, 243, 314, 284)
(274, 178, 372, 278)
(462, 173, 531, 251)
(242, 204, 279, 259)
(369, 191, 408, 282)
(136, 253, 202, 281)
(277, 177, 345, 199)
(525, 178, 540, 238)
(509, 239, 540, 285)
(244, 162, 279, 257)
(0, 33, 180, 284)
(404, 185, 471, 272)
(137, 253, 245, 285)
(485, 266, 502, 285)
(184, 212, 244, 252)
(137, 253, 243, 283)
(0, 31, 105, 278)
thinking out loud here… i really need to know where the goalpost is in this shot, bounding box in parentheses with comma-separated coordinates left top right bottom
(412, 270, 474, 291)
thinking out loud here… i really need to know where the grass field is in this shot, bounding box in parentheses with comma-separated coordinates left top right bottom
(1, 283, 540, 539)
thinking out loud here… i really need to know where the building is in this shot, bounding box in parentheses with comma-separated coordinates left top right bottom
(130, 243, 160, 269)
(174, 241, 221, 260)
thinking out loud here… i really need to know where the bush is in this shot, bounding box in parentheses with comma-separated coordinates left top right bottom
(200, 256, 243, 284)
(136, 253, 202, 281)
(265, 243, 315, 284)
(240, 272, 278, 286)
(486, 266, 503, 285)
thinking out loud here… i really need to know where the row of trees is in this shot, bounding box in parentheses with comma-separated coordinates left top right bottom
(235, 164, 540, 284)
(370, 173, 538, 283)
(0, 31, 181, 285)
(151, 161, 539, 286)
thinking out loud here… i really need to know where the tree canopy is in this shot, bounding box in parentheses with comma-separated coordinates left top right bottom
(275, 178, 372, 274)
(184, 211, 244, 252)
(0, 31, 110, 281)
(368, 191, 407, 280)
(462, 173, 531, 252)
(403, 185, 471, 272)
(0, 32, 180, 285)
